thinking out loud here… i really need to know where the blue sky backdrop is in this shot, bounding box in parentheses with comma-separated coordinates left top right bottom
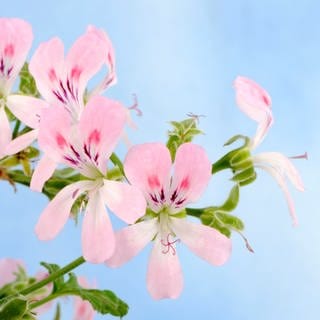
(1, 1, 319, 319)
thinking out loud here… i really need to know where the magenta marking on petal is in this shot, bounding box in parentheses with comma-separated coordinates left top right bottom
(48, 69, 57, 82)
(160, 189, 165, 201)
(53, 90, 66, 104)
(59, 80, 68, 99)
(83, 143, 91, 159)
(161, 233, 180, 255)
(71, 66, 81, 80)
(262, 94, 271, 106)
(4, 44, 14, 58)
(94, 153, 99, 163)
(63, 155, 79, 166)
(150, 193, 159, 204)
(180, 177, 190, 190)
(6, 66, 13, 77)
(70, 144, 81, 159)
(0, 58, 4, 73)
(88, 129, 101, 145)
(56, 133, 67, 149)
(170, 189, 178, 202)
(148, 175, 160, 189)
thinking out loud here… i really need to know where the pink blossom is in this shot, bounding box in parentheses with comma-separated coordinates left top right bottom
(33, 96, 146, 263)
(73, 277, 95, 320)
(0, 18, 33, 157)
(234, 76, 304, 225)
(0, 258, 24, 287)
(106, 143, 232, 299)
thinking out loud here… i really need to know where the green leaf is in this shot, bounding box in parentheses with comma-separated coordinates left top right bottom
(167, 117, 203, 160)
(18, 63, 39, 97)
(40, 263, 63, 292)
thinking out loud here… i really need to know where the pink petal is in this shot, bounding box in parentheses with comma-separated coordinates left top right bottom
(38, 105, 72, 161)
(124, 142, 172, 194)
(100, 179, 146, 224)
(73, 276, 95, 320)
(0, 107, 11, 156)
(5, 129, 38, 155)
(234, 76, 274, 148)
(35, 180, 94, 240)
(172, 143, 211, 204)
(255, 163, 299, 226)
(82, 189, 115, 263)
(171, 218, 232, 266)
(30, 155, 57, 192)
(0, 18, 33, 94)
(29, 37, 65, 104)
(6, 95, 48, 128)
(253, 152, 304, 191)
(79, 96, 127, 173)
(87, 25, 117, 97)
(66, 26, 109, 100)
(0, 258, 25, 287)
(106, 219, 157, 267)
(147, 237, 183, 300)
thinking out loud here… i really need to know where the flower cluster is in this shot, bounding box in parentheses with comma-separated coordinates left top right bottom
(0, 17, 305, 319)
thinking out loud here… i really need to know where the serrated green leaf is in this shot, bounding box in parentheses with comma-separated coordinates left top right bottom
(0, 296, 28, 320)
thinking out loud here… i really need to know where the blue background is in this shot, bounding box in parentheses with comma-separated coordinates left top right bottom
(1, 1, 318, 319)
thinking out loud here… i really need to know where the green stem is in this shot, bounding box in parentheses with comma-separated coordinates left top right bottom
(19, 256, 85, 296)
(29, 293, 61, 309)
(12, 120, 21, 139)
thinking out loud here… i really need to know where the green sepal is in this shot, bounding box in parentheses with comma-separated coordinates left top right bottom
(219, 184, 239, 212)
(167, 118, 203, 160)
(223, 134, 250, 147)
(200, 213, 231, 237)
(0, 295, 28, 320)
(18, 63, 40, 97)
(53, 304, 61, 320)
(231, 167, 256, 184)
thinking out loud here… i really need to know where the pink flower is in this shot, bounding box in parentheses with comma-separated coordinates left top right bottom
(106, 143, 232, 299)
(5, 25, 116, 156)
(34, 96, 146, 263)
(0, 18, 33, 157)
(73, 277, 95, 320)
(0, 258, 24, 287)
(234, 76, 304, 225)
(29, 25, 115, 122)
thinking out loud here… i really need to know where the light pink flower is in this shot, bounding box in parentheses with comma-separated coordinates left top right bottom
(33, 96, 146, 263)
(5, 25, 116, 156)
(73, 277, 95, 320)
(234, 76, 304, 225)
(29, 25, 115, 122)
(0, 18, 33, 157)
(0, 258, 24, 287)
(106, 143, 232, 299)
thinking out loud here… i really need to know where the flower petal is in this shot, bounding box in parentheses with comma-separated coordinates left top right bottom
(82, 189, 115, 263)
(0, 258, 25, 287)
(30, 155, 57, 192)
(38, 105, 72, 161)
(147, 237, 183, 300)
(66, 26, 109, 100)
(6, 95, 48, 128)
(5, 129, 38, 155)
(29, 37, 65, 104)
(234, 76, 274, 148)
(255, 163, 299, 226)
(0, 18, 33, 94)
(0, 106, 11, 156)
(253, 152, 304, 191)
(106, 219, 157, 267)
(100, 179, 146, 224)
(35, 180, 94, 240)
(171, 218, 232, 266)
(172, 143, 211, 204)
(79, 96, 127, 173)
(124, 143, 172, 195)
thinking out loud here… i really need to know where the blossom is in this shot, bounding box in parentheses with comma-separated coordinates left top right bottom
(73, 277, 95, 320)
(34, 96, 146, 263)
(0, 18, 33, 157)
(234, 76, 304, 225)
(0, 258, 24, 287)
(5, 25, 115, 156)
(106, 143, 232, 299)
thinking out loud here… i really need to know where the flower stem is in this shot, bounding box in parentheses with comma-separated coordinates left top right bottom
(185, 207, 204, 218)
(19, 256, 85, 296)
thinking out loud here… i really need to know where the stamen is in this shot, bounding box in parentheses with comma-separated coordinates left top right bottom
(290, 152, 308, 160)
(128, 94, 142, 116)
(161, 233, 180, 255)
(237, 231, 254, 253)
(186, 112, 205, 124)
